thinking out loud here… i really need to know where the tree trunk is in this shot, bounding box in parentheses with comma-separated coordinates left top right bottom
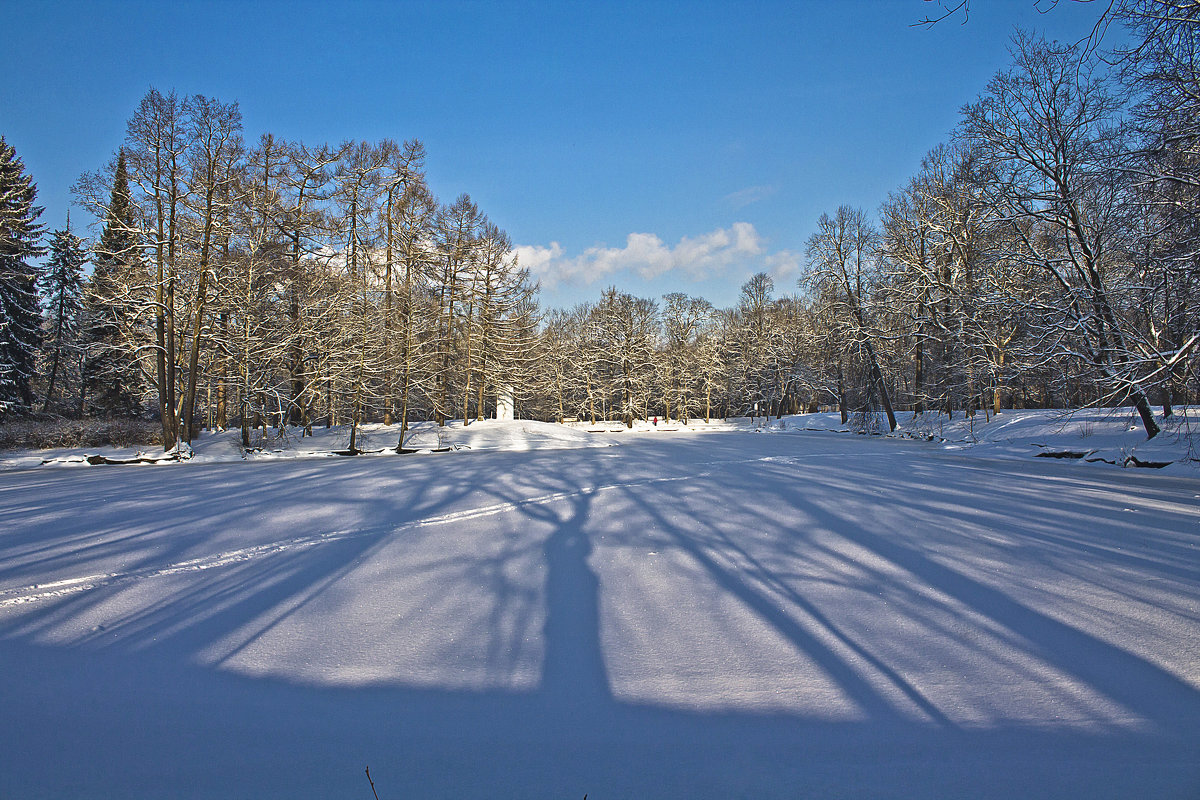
(289, 281, 305, 427)
(461, 303, 474, 425)
(383, 186, 395, 426)
(1132, 387, 1161, 440)
(837, 359, 848, 424)
(181, 203, 214, 445)
(163, 276, 178, 448)
(862, 340, 897, 431)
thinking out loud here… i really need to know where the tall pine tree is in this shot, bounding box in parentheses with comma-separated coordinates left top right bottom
(83, 149, 144, 416)
(0, 137, 45, 417)
(40, 213, 87, 412)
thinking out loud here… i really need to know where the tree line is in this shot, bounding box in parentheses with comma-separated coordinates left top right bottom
(2, 90, 539, 452)
(0, 0, 1195, 448)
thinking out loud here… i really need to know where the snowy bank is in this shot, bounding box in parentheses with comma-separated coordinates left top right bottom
(2, 408, 1196, 474)
(1, 418, 612, 471)
(740, 407, 1200, 475)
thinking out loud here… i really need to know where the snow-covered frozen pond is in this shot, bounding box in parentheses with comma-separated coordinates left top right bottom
(1, 429, 1198, 798)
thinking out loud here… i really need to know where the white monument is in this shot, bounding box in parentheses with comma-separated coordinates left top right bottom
(496, 385, 514, 421)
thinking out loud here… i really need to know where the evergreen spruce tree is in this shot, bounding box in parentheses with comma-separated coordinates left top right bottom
(0, 137, 45, 417)
(40, 213, 87, 412)
(82, 150, 144, 417)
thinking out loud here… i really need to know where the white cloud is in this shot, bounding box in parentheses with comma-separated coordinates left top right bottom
(723, 185, 777, 210)
(512, 241, 565, 276)
(514, 222, 769, 288)
(764, 249, 803, 282)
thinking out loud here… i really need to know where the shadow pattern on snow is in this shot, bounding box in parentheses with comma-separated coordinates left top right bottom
(1, 432, 1199, 798)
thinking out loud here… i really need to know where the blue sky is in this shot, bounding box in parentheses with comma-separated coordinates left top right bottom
(2, 0, 1117, 310)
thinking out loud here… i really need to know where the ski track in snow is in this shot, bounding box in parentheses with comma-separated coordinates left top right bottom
(0, 461, 770, 610)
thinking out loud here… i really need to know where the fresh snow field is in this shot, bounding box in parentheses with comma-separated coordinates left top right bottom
(1, 413, 1198, 798)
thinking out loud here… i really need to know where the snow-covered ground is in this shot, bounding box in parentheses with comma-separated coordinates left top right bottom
(3, 406, 1197, 474)
(0, 418, 614, 470)
(1, 413, 1198, 798)
(763, 406, 1200, 474)
(9, 405, 1194, 481)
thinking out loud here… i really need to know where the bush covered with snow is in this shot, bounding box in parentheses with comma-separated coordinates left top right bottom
(0, 416, 161, 451)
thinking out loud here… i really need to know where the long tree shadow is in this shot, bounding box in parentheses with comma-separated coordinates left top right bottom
(2, 434, 1200, 798)
(537, 491, 611, 709)
(681, 447, 1200, 733)
(659, 504, 954, 725)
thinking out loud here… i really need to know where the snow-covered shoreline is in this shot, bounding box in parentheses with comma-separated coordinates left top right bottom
(4, 407, 1196, 474)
